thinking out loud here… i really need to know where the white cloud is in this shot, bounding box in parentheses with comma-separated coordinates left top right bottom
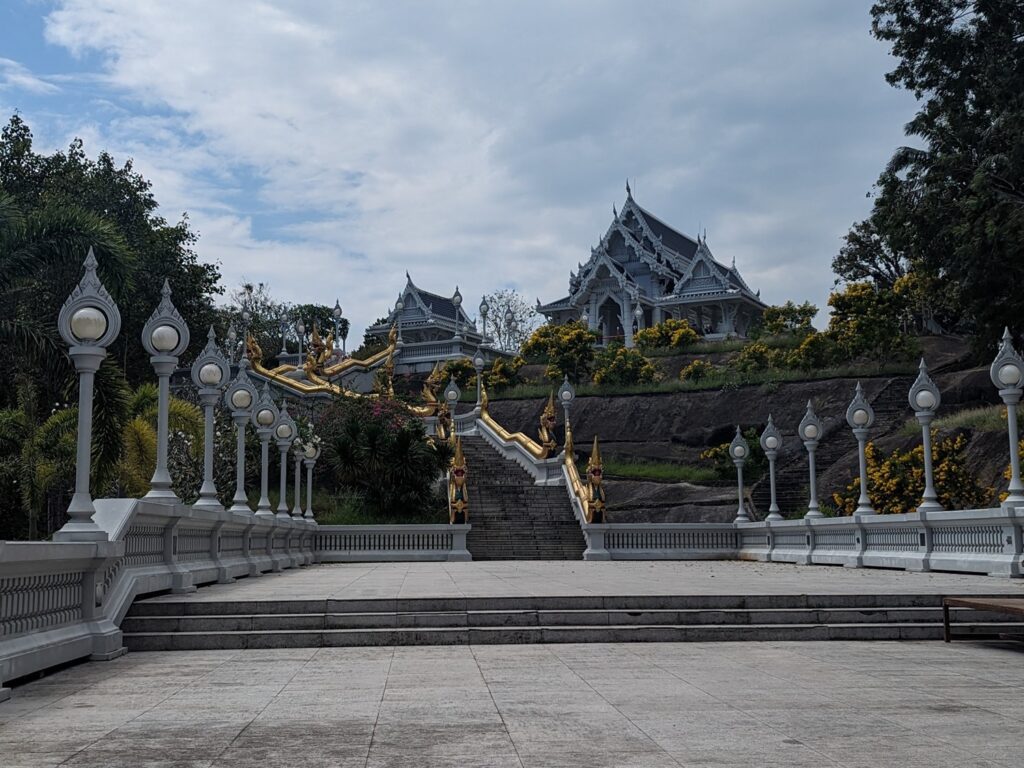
(39, 0, 917, 340)
(0, 58, 59, 94)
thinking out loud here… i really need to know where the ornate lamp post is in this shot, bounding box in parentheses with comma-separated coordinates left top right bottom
(633, 303, 643, 334)
(909, 359, 943, 513)
(226, 322, 238, 363)
(452, 286, 463, 341)
(296, 318, 306, 361)
(473, 352, 486, 407)
(142, 279, 190, 502)
(292, 439, 305, 517)
(504, 306, 514, 350)
(991, 328, 1024, 506)
(444, 377, 461, 436)
(395, 294, 405, 344)
(558, 375, 576, 452)
(190, 327, 230, 510)
(278, 315, 289, 357)
(759, 415, 783, 521)
(274, 403, 298, 519)
(846, 382, 876, 516)
(224, 357, 258, 514)
(332, 299, 343, 354)
(798, 401, 824, 518)
(55, 249, 122, 541)
(729, 427, 750, 523)
(479, 297, 490, 343)
(303, 438, 321, 520)
(580, 310, 589, 329)
(251, 384, 279, 517)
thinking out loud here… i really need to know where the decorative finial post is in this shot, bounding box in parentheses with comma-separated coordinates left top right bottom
(759, 416, 783, 521)
(991, 328, 1024, 506)
(303, 438, 320, 519)
(443, 377, 461, 438)
(473, 352, 486, 407)
(587, 436, 606, 523)
(558, 375, 576, 454)
(224, 356, 258, 514)
(273, 403, 297, 519)
(292, 439, 304, 517)
(798, 401, 824, 518)
(332, 299, 343, 355)
(250, 384, 279, 517)
(190, 327, 230, 510)
(141, 279, 190, 503)
(54, 248, 122, 541)
(452, 286, 463, 342)
(846, 382, 876, 515)
(449, 437, 468, 524)
(394, 294, 405, 344)
(479, 297, 490, 343)
(909, 359, 943, 513)
(729, 427, 750, 523)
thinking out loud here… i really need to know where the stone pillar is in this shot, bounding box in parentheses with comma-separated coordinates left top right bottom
(622, 295, 634, 348)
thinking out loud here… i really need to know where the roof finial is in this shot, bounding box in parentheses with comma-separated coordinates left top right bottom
(613, 202, 618, 218)
(405, 270, 411, 283)
(625, 178, 631, 198)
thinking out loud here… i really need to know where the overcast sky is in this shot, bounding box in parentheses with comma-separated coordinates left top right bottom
(0, 1, 917, 342)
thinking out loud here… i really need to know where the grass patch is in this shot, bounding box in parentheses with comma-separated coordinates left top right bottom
(899, 405, 1024, 437)
(480, 361, 918, 401)
(596, 458, 720, 485)
(248, 487, 446, 525)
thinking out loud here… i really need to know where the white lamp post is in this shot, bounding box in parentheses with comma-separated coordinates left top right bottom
(991, 328, 1024, 506)
(473, 352, 486, 407)
(141, 279, 190, 502)
(479, 298, 490, 343)
(292, 440, 305, 517)
(504, 306, 514, 350)
(224, 356, 257, 514)
(332, 299, 343, 354)
(55, 249, 122, 542)
(909, 359, 943, 513)
(274, 403, 297, 519)
(444, 377, 461, 435)
(303, 439, 320, 519)
(452, 286, 463, 341)
(558, 375, 576, 450)
(759, 415, 783, 521)
(251, 384, 279, 517)
(226, 322, 238, 363)
(190, 327, 230, 510)
(296, 318, 305, 361)
(846, 382, 876, 516)
(395, 294, 405, 344)
(729, 426, 750, 523)
(798, 401, 824, 518)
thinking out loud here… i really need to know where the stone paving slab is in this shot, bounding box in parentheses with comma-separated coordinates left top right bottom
(137, 561, 1024, 604)
(2, 641, 1022, 767)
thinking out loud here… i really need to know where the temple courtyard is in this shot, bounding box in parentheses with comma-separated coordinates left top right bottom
(2, 562, 1023, 767)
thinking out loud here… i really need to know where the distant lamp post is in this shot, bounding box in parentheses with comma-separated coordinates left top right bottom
(729, 427, 750, 523)
(274, 403, 297, 519)
(296, 318, 306, 361)
(909, 359, 943, 513)
(558, 375, 576, 452)
(226, 322, 238, 363)
(633, 303, 643, 332)
(473, 352, 486, 407)
(251, 384, 280, 517)
(303, 439, 320, 520)
(278, 315, 289, 357)
(991, 328, 1024, 506)
(444, 377, 461, 434)
(580, 311, 589, 329)
(292, 440, 305, 518)
(759, 415, 783, 521)
(55, 249, 122, 541)
(395, 294, 405, 344)
(142, 279, 190, 503)
(452, 286, 463, 341)
(504, 306, 514, 350)
(798, 401, 824, 518)
(846, 382, 876, 516)
(224, 356, 258, 514)
(479, 298, 490, 343)
(190, 327, 230, 510)
(332, 299, 343, 354)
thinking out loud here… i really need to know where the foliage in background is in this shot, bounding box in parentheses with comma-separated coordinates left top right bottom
(440, 358, 477, 391)
(832, 433, 993, 515)
(635, 319, 700, 352)
(480, 288, 541, 353)
(678, 359, 717, 382)
(351, 316, 390, 360)
(699, 427, 767, 483)
(757, 301, 819, 337)
(521, 320, 599, 383)
(592, 343, 659, 385)
(485, 356, 525, 391)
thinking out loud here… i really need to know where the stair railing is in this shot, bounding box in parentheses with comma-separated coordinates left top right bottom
(477, 384, 550, 460)
(448, 437, 469, 524)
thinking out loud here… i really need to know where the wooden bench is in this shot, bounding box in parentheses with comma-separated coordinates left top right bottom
(943, 597, 1024, 642)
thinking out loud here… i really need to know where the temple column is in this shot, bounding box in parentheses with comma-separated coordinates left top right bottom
(653, 306, 663, 326)
(622, 295, 634, 348)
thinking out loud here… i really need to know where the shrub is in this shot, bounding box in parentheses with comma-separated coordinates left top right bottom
(832, 433, 993, 515)
(635, 318, 700, 351)
(522, 320, 599, 383)
(730, 342, 779, 374)
(679, 359, 716, 382)
(592, 344, 658, 385)
(699, 427, 767, 482)
(785, 331, 836, 371)
(484, 356, 525, 391)
(440, 357, 476, 390)
(760, 301, 819, 336)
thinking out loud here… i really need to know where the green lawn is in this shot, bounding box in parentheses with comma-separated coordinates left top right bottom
(582, 457, 720, 485)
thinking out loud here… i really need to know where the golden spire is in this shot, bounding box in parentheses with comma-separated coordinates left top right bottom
(480, 381, 490, 412)
(587, 436, 602, 469)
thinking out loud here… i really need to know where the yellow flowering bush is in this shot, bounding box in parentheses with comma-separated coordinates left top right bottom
(484, 356, 525, 391)
(592, 344, 658, 385)
(635, 319, 700, 351)
(999, 437, 1024, 502)
(679, 358, 716, 382)
(521, 320, 599, 383)
(833, 433, 993, 515)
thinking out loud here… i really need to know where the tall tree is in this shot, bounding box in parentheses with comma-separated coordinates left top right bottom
(481, 288, 541, 352)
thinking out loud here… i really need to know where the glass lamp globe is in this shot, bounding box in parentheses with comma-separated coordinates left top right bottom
(395, 297, 404, 312)
(852, 408, 870, 426)
(150, 324, 179, 352)
(580, 312, 589, 325)
(998, 363, 1022, 387)
(733, 445, 746, 458)
(199, 363, 222, 386)
(479, 299, 489, 316)
(304, 443, 317, 459)
(70, 307, 108, 341)
(227, 326, 237, 342)
(634, 305, 643, 318)
(256, 408, 275, 427)
(504, 308, 513, 323)
(242, 309, 251, 323)
(765, 435, 779, 450)
(474, 355, 485, 368)
(803, 424, 819, 440)
(231, 389, 253, 409)
(915, 390, 937, 410)
(452, 290, 462, 307)
(561, 389, 573, 402)
(276, 423, 293, 440)
(333, 302, 342, 319)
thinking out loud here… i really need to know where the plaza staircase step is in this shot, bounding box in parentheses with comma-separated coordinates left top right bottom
(458, 435, 586, 560)
(122, 593, 1024, 650)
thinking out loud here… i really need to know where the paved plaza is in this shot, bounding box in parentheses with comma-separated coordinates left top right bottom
(1, 640, 1022, 767)
(141, 560, 1024, 604)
